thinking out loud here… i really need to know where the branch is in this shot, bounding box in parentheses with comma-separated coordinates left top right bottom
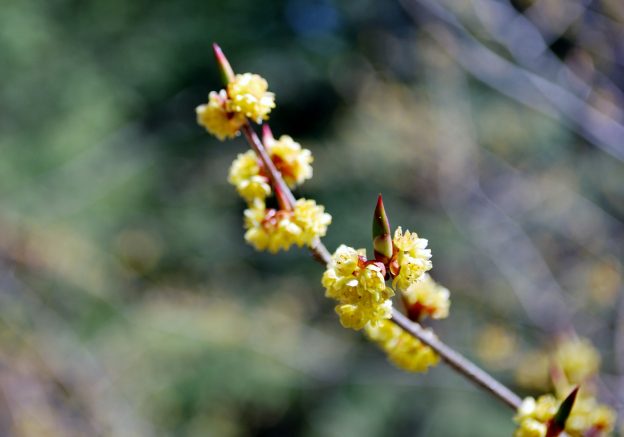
(240, 122, 523, 411)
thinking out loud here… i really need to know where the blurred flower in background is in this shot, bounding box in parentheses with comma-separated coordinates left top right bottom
(1, 0, 623, 435)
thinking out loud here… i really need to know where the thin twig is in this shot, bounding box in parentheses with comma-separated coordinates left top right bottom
(391, 309, 521, 409)
(241, 123, 297, 208)
(240, 122, 522, 411)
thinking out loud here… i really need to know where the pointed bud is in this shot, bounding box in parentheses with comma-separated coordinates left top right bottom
(262, 124, 275, 146)
(212, 43, 235, 86)
(372, 194, 393, 263)
(546, 387, 579, 437)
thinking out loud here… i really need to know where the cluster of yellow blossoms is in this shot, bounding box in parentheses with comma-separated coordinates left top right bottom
(244, 199, 331, 253)
(237, 135, 329, 252)
(516, 337, 600, 391)
(401, 273, 450, 321)
(514, 392, 615, 437)
(196, 73, 275, 140)
(322, 245, 394, 330)
(322, 218, 449, 372)
(228, 135, 313, 203)
(390, 227, 432, 291)
(513, 337, 616, 436)
(196, 58, 330, 253)
(365, 319, 440, 372)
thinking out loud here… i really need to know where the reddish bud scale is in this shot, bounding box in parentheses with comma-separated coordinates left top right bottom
(212, 43, 235, 86)
(354, 256, 387, 278)
(261, 208, 293, 230)
(404, 299, 426, 322)
(388, 246, 400, 278)
(258, 154, 296, 183)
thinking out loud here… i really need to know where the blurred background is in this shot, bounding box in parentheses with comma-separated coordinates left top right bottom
(1, 0, 623, 435)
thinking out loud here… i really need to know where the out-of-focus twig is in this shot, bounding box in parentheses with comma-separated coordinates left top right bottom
(399, 0, 624, 162)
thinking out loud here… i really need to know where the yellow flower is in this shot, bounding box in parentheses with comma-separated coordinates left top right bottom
(515, 350, 551, 390)
(515, 337, 601, 392)
(322, 245, 394, 330)
(365, 320, 439, 372)
(228, 151, 271, 203)
(196, 90, 246, 140)
(554, 337, 600, 386)
(514, 418, 547, 437)
(227, 73, 275, 123)
(244, 199, 331, 253)
(476, 324, 517, 369)
(513, 395, 558, 437)
(291, 198, 331, 246)
(565, 395, 616, 436)
(513, 394, 616, 437)
(335, 302, 392, 331)
(391, 227, 432, 291)
(268, 135, 313, 188)
(401, 273, 450, 320)
(227, 137, 314, 204)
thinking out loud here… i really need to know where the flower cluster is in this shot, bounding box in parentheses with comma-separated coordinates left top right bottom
(196, 73, 275, 140)
(363, 272, 447, 373)
(514, 393, 615, 437)
(322, 245, 394, 330)
(245, 199, 331, 253)
(365, 320, 439, 372)
(514, 336, 615, 436)
(552, 338, 600, 386)
(234, 138, 327, 252)
(321, 199, 448, 373)
(228, 150, 271, 203)
(228, 135, 313, 204)
(389, 227, 432, 292)
(401, 273, 450, 321)
(196, 49, 330, 253)
(515, 337, 601, 391)
(196, 90, 246, 141)
(227, 73, 275, 123)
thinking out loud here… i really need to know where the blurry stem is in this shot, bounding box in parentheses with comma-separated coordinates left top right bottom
(239, 121, 521, 412)
(391, 309, 522, 410)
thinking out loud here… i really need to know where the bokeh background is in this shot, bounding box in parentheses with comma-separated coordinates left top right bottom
(1, 0, 624, 435)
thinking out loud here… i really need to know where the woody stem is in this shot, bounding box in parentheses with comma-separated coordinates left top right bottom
(391, 309, 521, 409)
(241, 122, 296, 210)
(240, 122, 521, 411)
